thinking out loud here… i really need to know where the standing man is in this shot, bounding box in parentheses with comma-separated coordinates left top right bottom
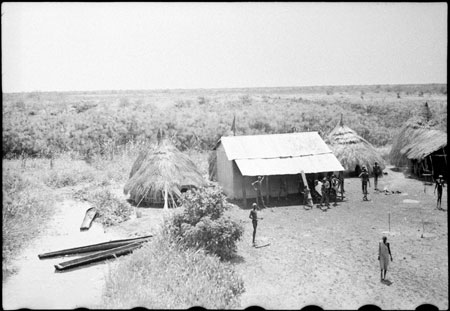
(373, 162, 382, 191)
(338, 171, 345, 198)
(331, 174, 340, 206)
(434, 175, 445, 210)
(249, 203, 263, 246)
(359, 166, 371, 201)
(319, 177, 330, 209)
(252, 176, 267, 208)
(378, 236, 393, 282)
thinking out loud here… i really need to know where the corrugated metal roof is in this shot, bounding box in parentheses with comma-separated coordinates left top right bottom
(220, 132, 332, 160)
(235, 154, 344, 176)
(217, 132, 344, 176)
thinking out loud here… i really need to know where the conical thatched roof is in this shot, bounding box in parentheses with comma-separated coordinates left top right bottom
(326, 114, 385, 174)
(390, 102, 446, 167)
(123, 139, 205, 207)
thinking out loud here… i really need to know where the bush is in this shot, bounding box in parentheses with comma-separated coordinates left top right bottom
(163, 186, 244, 260)
(73, 186, 132, 227)
(102, 236, 245, 309)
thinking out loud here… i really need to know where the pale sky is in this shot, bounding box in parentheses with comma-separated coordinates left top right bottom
(1, 2, 447, 93)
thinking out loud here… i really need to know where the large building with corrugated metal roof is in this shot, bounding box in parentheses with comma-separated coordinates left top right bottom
(213, 132, 344, 206)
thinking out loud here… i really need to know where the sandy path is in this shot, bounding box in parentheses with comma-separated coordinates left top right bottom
(230, 168, 448, 310)
(2, 198, 123, 309)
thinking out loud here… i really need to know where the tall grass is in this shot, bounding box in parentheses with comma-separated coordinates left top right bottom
(102, 236, 245, 309)
(2, 167, 54, 280)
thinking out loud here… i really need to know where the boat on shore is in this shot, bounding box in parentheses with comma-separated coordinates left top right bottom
(54, 242, 144, 271)
(38, 235, 153, 259)
(80, 207, 98, 231)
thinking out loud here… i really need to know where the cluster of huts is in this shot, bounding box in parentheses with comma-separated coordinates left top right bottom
(124, 102, 447, 208)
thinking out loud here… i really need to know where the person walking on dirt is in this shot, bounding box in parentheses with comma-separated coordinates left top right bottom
(319, 177, 330, 209)
(434, 175, 445, 210)
(373, 162, 382, 191)
(249, 203, 263, 246)
(252, 176, 267, 208)
(359, 166, 371, 201)
(378, 236, 393, 281)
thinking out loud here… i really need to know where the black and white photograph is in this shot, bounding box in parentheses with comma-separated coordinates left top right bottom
(2, 2, 447, 310)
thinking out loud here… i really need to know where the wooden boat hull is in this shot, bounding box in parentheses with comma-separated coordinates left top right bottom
(80, 207, 98, 231)
(38, 235, 153, 259)
(54, 242, 143, 271)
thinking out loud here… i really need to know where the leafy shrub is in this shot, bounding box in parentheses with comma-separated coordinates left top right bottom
(74, 186, 132, 227)
(163, 186, 243, 260)
(102, 236, 245, 309)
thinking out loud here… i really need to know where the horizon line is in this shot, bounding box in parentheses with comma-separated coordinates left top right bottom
(2, 82, 447, 95)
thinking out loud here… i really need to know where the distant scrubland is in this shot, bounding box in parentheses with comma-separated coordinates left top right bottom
(3, 84, 447, 160)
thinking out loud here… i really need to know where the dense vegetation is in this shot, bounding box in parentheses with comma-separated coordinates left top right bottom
(163, 186, 244, 260)
(102, 236, 245, 309)
(2, 163, 54, 279)
(3, 84, 447, 159)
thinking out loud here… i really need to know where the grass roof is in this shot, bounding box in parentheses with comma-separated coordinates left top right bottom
(123, 139, 205, 207)
(389, 102, 446, 167)
(326, 115, 385, 173)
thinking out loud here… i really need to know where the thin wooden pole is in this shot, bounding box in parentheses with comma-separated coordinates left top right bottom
(422, 219, 425, 234)
(163, 182, 168, 209)
(388, 212, 391, 232)
(301, 170, 313, 208)
(243, 176, 247, 208)
(443, 148, 447, 166)
(429, 155, 434, 179)
(169, 192, 177, 209)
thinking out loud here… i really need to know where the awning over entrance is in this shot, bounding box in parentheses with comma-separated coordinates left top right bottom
(235, 153, 344, 176)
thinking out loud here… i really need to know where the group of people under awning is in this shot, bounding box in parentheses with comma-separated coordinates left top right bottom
(248, 160, 446, 212)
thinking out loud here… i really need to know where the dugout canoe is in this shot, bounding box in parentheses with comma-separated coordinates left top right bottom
(54, 242, 143, 271)
(38, 235, 153, 259)
(80, 207, 98, 231)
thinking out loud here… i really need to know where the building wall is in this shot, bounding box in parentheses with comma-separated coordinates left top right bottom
(409, 146, 448, 180)
(232, 172, 307, 200)
(216, 144, 235, 197)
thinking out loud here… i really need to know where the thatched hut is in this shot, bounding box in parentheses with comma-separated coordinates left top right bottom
(326, 115, 385, 176)
(123, 138, 206, 208)
(389, 102, 447, 179)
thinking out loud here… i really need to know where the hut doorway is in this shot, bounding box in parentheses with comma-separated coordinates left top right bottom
(354, 165, 361, 177)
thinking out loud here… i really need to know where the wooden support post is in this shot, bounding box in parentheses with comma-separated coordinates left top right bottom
(163, 183, 168, 209)
(301, 170, 313, 208)
(388, 212, 391, 232)
(266, 175, 270, 205)
(242, 176, 247, 208)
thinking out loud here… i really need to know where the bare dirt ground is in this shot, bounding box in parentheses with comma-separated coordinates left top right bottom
(229, 167, 448, 310)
